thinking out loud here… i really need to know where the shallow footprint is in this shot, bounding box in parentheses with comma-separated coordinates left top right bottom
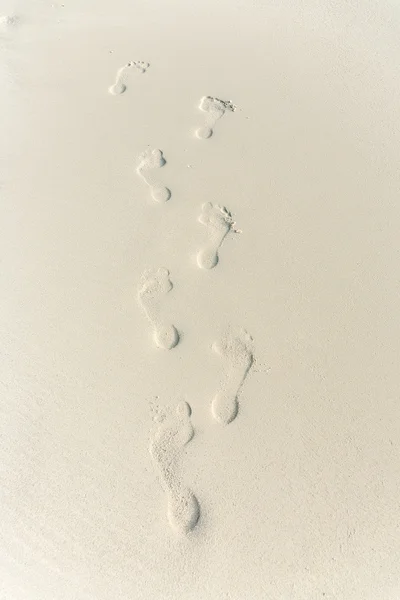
(138, 268, 179, 349)
(197, 202, 238, 269)
(212, 329, 253, 425)
(196, 96, 236, 139)
(0, 15, 19, 30)
(150, 401, 200, 535)
(137, 149, 171, 203)
(108, 60, 150, 95)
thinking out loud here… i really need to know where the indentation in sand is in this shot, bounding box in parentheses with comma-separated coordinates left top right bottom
(137, 149, 171, 203)
(0, 15, 19, 30)
(212, 329, 253, 424)
(196, 96, 236, 139)
(197, 202, 239, 269)
(108, 60, 149, 95)
(138, 268, 179, 349)
(150, 401, 200, 535)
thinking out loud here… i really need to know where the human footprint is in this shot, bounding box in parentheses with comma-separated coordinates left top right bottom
(138, 268, 179, 349)
(212, 330, 253, 424)
(196, 96, 236, 139)
(197, 202, 238, 269)
(136, 149, 171, 203)
(108, 60, 150, 95)
(150, 401, 200, 535)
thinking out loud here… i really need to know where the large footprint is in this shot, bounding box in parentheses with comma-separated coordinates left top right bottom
(150, 401, 200, 535)
(196, 96, 236, 139)
(138, 268, 179, 349)
(197, 202, 238, 269)
(212, 330, 253, 425)
(137, 149, 171, 203)
(108, 60, 150, 95)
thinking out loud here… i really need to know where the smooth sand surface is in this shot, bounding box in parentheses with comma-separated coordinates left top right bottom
(1, 1, 400, 598)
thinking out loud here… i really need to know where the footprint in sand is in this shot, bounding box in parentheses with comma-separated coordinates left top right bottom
(137, 149, 171, 203)
(196, 96, 236, 139)
(150, 401, 200, 535)
(197, 202, 239, 269)
(108, 60, 150, 95)
(138, 268, 179, 350)
(212, 330, 253, 425)
(0, 15, 19, 33)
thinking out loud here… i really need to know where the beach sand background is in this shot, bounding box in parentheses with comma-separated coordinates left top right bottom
(1, 1, 400, 598)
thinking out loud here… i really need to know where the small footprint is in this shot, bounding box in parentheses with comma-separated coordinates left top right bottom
(196, 96, 236, 139)
(138, 268, 179, 349)
(0, 15, 19, 31)
(197, 202, 239, 269)
(108, 60, 149, 95)
(212, 330, 253, 425)
(137, 149, 171, 203)
(150, 401, 200, 535)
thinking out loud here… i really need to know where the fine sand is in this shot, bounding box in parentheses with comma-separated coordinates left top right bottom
(1, 1, 400, 599)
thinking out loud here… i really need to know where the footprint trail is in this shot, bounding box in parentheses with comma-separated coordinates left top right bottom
(108, 60, 149, 95)
(212, 330, 253, 424)
(196, 96, 236, 139)
(138, 268, 179, 349)
(137, 149, 171, 203)
(150, 401, 200, 535)
(197, 202, 239, 269)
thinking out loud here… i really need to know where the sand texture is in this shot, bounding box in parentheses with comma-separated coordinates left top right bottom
(1, 0, 400, 599)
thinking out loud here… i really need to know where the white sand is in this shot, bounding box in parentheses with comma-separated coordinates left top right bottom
(1, 0, 400, 598)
